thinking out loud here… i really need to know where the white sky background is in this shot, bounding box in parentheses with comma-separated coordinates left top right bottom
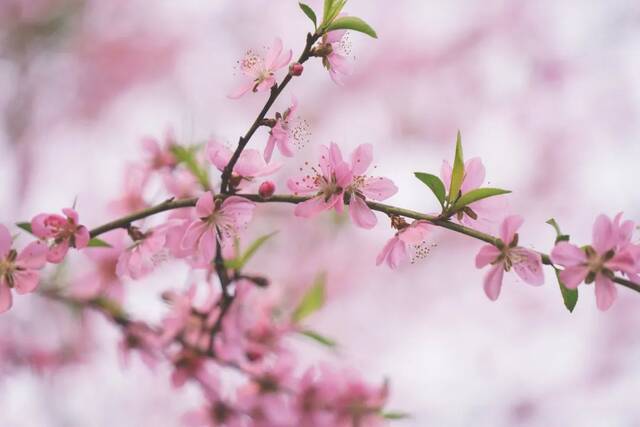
(1, 0, 640, 426)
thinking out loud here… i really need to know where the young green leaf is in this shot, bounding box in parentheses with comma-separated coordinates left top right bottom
(382, 411, 411, 420)
(298, 2, 317, 28)
(224, 232, 278, 270)
(87, 238, 112, 248)
(447, 131, 465, 204)
(16, 222, 33, 234)
(452, 187, 511, 210)
(322, 0, 335, 22)
(170, 145, 210, 190)
(554, 268, 578, 312)
(325, 0, 347, 24)
(545, 218, 570, 243)
(292, 273, 326, 323)
(325, 16, 378, 38)
(414, 172, 446, 208)
(299, 329, 337, 348)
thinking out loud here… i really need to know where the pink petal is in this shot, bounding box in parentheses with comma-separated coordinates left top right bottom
(318, 145, 332, 178)
(483, 264, 505, 301)
(511, 248, 544, 286)
(328, 143, 344, 168)
(0, 283, 12, 313)
(255, 77, 275, 92)
(376, 238, 395, 266)
(13, 270, 40, 294)
(550, 242, 587, 267)
(350, 144, 373, 176)
(275, 132, 294, 158)
(558, 265, 589, 289)
(74, 226, 90, 249)
(195, 192, 215, 218)
(325, 29, 347, 44)
(294, 197, 331, 218)
(63, 208, 79, 224)
(236, 149, 270, 177)
(349, 195, 377, 229)
(333, 162, 353, 188)
(592, 214, 616, 254)
(31, 213, 53, 238)
(376, 237, 406, 269)
(263, 135, 277, 163)
(287, 175, 318, 194)
(499, 215, 524, 245)
(271, 48, 292, 71)
(606, 249, 637, 275)
(594, 273, 617, 311)
(181, 221, 208, 251)
(264, 38, 283, 69)
(227, 80, 255, 99)
(198, 228, 217, 263)
(47, 240, 70, 263)
(461, 157, 485, 192)
(207, 140, 232, 171)
(398, 222, 430, 245)
(16, 241, 47, 269)
(440, 160, 452, 187)
(0, 225, 11, 258)
(360, 177, 398, 201)
(220, 196, 255, 228)
(475, 245, 501, 268)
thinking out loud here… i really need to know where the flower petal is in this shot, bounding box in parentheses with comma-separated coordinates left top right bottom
(360, 177, 398, 201)
(227, 80, 255, 99)
(461, 157, 485, 192)
(0, 283, 12, 313)
(13, 270, 40, 294)
(0, 225, 12, 258)
(483, 264, 504, 301)
(594, 273, 617, 311)
(349, 195, 377, 229)
(475, 245, 501, 268)
(499, 215, 523, 245)
(294, 197, 330, 218)
(550, 242, 587, 267)
(512, 248, 544, 286)
(558, 265, 589, 289)
(592, 214, 616, 254)
(264, 38, 283, 69)
(195, 192, 215, 218)
(350, 144, 373, 176)
(75, 226, 90, 249)
(16, 241, 47, 269)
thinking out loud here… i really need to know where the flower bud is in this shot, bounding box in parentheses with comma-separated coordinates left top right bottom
(259, 181, 276, 198)
(289, 62, 304, 76)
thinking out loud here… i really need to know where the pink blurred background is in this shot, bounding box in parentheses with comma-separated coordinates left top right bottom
(1, 0, 640, 426)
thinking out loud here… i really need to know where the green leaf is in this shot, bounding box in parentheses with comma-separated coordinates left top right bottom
(452, 187, 511, 210)
(382, 411, 412, 420)
(224, 232, 278, 270)
(322, 0, 335, 22)
(325, 16, 378, 38)
(292, 273, 326, 323)
(170, 145, 210, 190)
(546, 218, 570, 243)
(87, 237, 112, 248)
(448, 131, 465, 204)
(16, 222, 33, 234)
(299, 329, 337, 348)
(414, 172, 446, 208)
(299, 3, 317, 28)
(554, 268, 578, 312)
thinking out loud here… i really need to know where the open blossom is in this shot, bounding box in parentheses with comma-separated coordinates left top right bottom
(228, 38, 292, 99)
(550, 213, 638, 311)
(116, 226, 168, 280)
(31, 208, 90, 263)
(344, 144, 398, 228)
(376, 219, 431, 269)
(141, 130, 177, 171)
(264, 97, 309, 162)
(475, 215, 544, 301)
(207, 140, 280, 191)
(320, 30, 352, 85)
(441, 157, 505, 230)
(0, 225, 47, 313)
(181, 192, 255, 264)
(288, 143, 396, 228)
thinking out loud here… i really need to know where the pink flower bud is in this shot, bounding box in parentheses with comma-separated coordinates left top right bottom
(259, 181, 276, 198)
(289, 62, 304, 76)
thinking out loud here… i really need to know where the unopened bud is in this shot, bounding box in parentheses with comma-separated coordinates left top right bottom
(289, 62, 304, 76)
(259, 181, 276, 198)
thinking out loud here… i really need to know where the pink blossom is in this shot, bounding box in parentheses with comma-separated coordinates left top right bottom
(228, 38, 292, 99)
(207, 140, 280, 191)
(116, 226, 167, 280)
(475, 215, 544, 301)
(181, 192, 255, 264)
(109, 164, 149, 214)
(550, 214, 638, 311)
(345, 144, 398, 229)
(162, 168, 199, 199)
(141, 130, 177, 171)
(0, 225, 47, 313)
(264, 97, 309, 162)
(331, 371, 389, 427)
(71, 229, 126, 302)
(287, 143, 353, 219)
(31, 208, 90, 263)
(321, 30, 352, 85)
(376, 220, 431, 269)
(118, 321, 162, 371)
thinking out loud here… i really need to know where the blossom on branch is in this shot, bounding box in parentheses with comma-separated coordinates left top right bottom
(31, 207, 90, 263)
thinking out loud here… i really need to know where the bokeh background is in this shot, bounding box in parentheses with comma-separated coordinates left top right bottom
(1, 0, 640, 426)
